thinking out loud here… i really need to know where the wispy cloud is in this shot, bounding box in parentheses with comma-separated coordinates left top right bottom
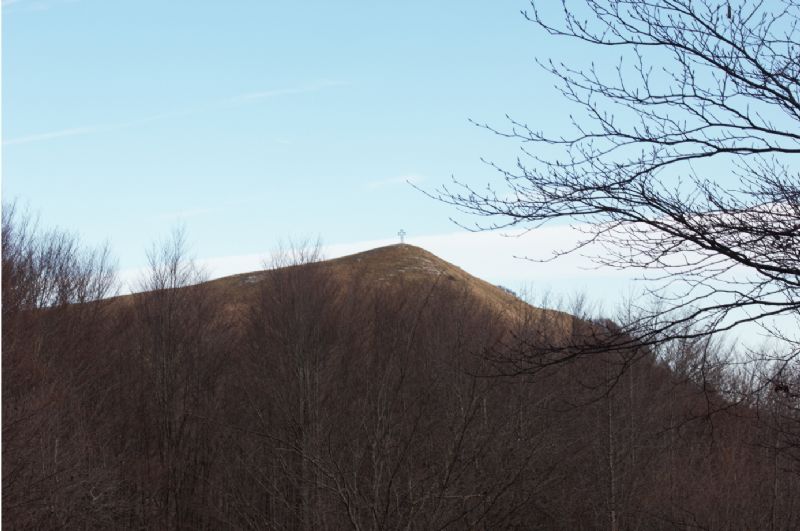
(5, 110, 178, 145)
(2, 108, 196, 146)
(3, 126, 102, 145)
(4, 80, 348, 147)
(366, 174, 425, 190)
(114, 225, 637, 304)
(140, 226, 624, 288)
(112, 227, 773, 348)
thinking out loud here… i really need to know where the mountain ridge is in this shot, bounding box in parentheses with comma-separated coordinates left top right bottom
(201, 243, 573, 328)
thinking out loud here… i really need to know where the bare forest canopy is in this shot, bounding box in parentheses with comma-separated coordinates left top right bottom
(4, 207, 800, 530)
(5, 0, 800, 527)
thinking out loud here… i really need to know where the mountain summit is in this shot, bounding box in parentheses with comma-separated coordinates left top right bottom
(206, 243, 532, 319)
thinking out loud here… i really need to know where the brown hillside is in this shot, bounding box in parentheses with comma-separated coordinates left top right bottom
(7, 236, 773, 529)
(196, 243, 572, 330)
(101, 243, 577, 343)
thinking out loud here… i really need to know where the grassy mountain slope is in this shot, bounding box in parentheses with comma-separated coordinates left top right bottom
(201, 243, 573, 330)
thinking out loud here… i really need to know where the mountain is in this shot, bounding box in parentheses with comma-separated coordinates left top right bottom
(211, 244, 523, 306)
(198, 243, 574, 333)
(4, 241, 780, 530)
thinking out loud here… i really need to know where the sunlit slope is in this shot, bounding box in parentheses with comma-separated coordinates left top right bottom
(200, 243, 575, 334)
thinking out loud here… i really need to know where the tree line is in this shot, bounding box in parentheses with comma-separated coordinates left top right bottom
(4, 205, 800, 530)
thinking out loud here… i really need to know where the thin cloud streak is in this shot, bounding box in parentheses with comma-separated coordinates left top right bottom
(142, 226, 629, 287)
(3, 126, 102, 146)
(4, 80, 348, 146)
(2, 110, 190, 146)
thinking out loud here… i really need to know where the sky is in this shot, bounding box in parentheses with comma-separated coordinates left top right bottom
(1, 0, 743, 330)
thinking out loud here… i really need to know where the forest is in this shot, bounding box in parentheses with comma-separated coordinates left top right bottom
(5, 0, 800, 529)
(3, 205, 800, 530)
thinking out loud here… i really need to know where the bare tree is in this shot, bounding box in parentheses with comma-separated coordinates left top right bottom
(8, 205, 800, 527)
(436, 0, 800, 354)
(128, 227, 231, 528)
(2, 203, 123, 528)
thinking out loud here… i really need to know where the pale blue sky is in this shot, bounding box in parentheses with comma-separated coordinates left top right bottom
(3, 1, 580, 266)
(2, 0, 785, 348)
(4, 0, 700, 327)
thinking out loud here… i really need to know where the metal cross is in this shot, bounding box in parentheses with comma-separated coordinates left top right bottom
(398, 229, 406, 244)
